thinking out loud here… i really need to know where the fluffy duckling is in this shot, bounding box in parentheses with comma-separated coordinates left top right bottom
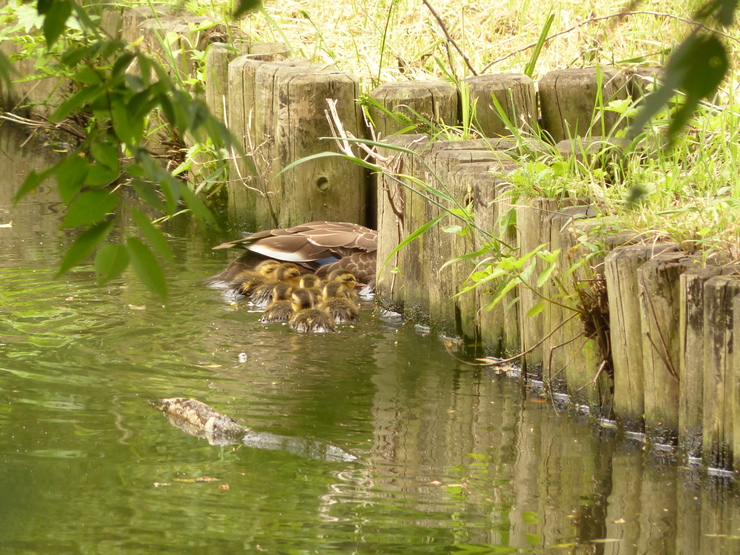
(251, 263, 302, 308)
(319, 281, 360, 324)
(289, 288, 336, 333)
(327, 269, 360, 303)
(298, 274, 324, 305)
(225, 259, 281, 297)
(260, 283, 295, 323)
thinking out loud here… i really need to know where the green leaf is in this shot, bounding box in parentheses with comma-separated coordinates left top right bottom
(527, 301, 546, 318)
(130, 209, 175, 264)
(84, 164, 119, 187)
(536, 263, 556, 288)
(126, 237, 168, 303)
(0, 51, 13, 90)
(111, 96, 144, 145)
(51, 85, 104, 122)
(56, 220, 115, 277)
(61, 189, 119, 228)
(131, 178, 166, 212)
(14, 165, 57, 204)
(178, 184, 215, 223)
(43, 0, 72, 47)
(57, 155, 89, 203)
(380, 213, 445, 274)
(94, 243, 129, 285)
(91, 141, 120, 171)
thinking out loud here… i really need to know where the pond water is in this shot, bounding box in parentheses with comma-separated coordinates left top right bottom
(1, 125, 739, 554)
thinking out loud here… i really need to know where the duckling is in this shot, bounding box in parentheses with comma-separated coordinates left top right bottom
(251, 263, 302, 308)
(319, 281, 360, 324)
(326, 269, 360, 303)
(229, 259, 281, 296)
(209, 221, 377, 286)
(298, 274, 324, 305)
(260, 283, 295, 323)
(289, 288, 336, 333)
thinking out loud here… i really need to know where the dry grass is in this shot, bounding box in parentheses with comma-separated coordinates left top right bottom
(220, 0, 740, 92)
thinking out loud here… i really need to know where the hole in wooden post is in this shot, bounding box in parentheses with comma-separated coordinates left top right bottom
(316, 177, 329, 192)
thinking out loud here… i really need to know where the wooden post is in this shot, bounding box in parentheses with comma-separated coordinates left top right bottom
(516, 198, 583, 379)
(227, 57, 307, 229)
(449, 161, 517, 346)
(205, 45, 235, 122)
(461, 74, 537, 137)
(702, 274, 740, 469)
(368, 81, 458, 137)
(734, 293, 740, 472)
(423, 141, 503, 334)
(638, 252, 699, 444)
(678, 265, 728, 460)
(539, 67, 629, 142)
(604, 243, 677, 431)
(375, 134, 430, 314)
(121, 6, 170, 44)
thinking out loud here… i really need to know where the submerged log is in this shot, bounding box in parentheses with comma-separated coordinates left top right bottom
(637, 252, 699, 445)
(604, 243, 678, 431)
(702, 275, 740, 469)
(151, 398, 356, 462)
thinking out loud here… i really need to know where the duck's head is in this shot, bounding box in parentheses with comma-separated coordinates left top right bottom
(270, 282, 293, 303)
(299, 274, 323, 290)
(256, 259, 281, 279)
(328, 269, 358, 291)
(291, 288, 315, 312)
(275, 263, 302, 286)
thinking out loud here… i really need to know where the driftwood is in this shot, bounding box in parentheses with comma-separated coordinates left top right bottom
(151, 398, 357, 462)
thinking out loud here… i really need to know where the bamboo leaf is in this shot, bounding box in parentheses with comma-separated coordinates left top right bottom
(43, 0, 72, 47)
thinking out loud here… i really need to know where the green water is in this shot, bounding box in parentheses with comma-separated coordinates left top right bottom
(1, 127, 739, 553)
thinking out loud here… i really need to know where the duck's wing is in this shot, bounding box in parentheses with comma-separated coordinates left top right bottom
(315, 251, 377, 285)
(213, 221, 377, 262)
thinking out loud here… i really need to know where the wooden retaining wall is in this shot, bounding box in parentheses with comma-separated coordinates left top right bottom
(6, 8, 740, 473)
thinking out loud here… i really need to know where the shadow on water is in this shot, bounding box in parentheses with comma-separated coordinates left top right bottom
(1, 124, 740, 553)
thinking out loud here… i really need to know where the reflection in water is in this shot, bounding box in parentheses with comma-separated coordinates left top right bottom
(1, 124, 739, 553)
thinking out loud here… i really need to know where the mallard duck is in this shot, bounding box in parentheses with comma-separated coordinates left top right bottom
(251, 263, 302, 308)
(319, 281, 360, 324)
(260, 283, 295, 323)
(289, 288, 336, 333)
(207, 221, 377, 287)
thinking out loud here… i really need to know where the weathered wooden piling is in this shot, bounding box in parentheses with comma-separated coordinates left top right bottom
(423, 141, 504, 334)
(368, 81, 458, 137)
(678, 265, 729, 459)
(604, 243, 678, 431)
(538, 67, 629, 142)
(638, 252, 699, 444)
(226, 58, 367, 229)
(449, 160, 518, 347)
(702, 275, 740, 469)
(460, 74, 537, 137)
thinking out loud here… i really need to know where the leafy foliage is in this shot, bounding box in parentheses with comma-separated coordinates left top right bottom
(2, 0, 260, 302)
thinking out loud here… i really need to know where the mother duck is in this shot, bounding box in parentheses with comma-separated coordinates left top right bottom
(205, 221, 377, 288)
